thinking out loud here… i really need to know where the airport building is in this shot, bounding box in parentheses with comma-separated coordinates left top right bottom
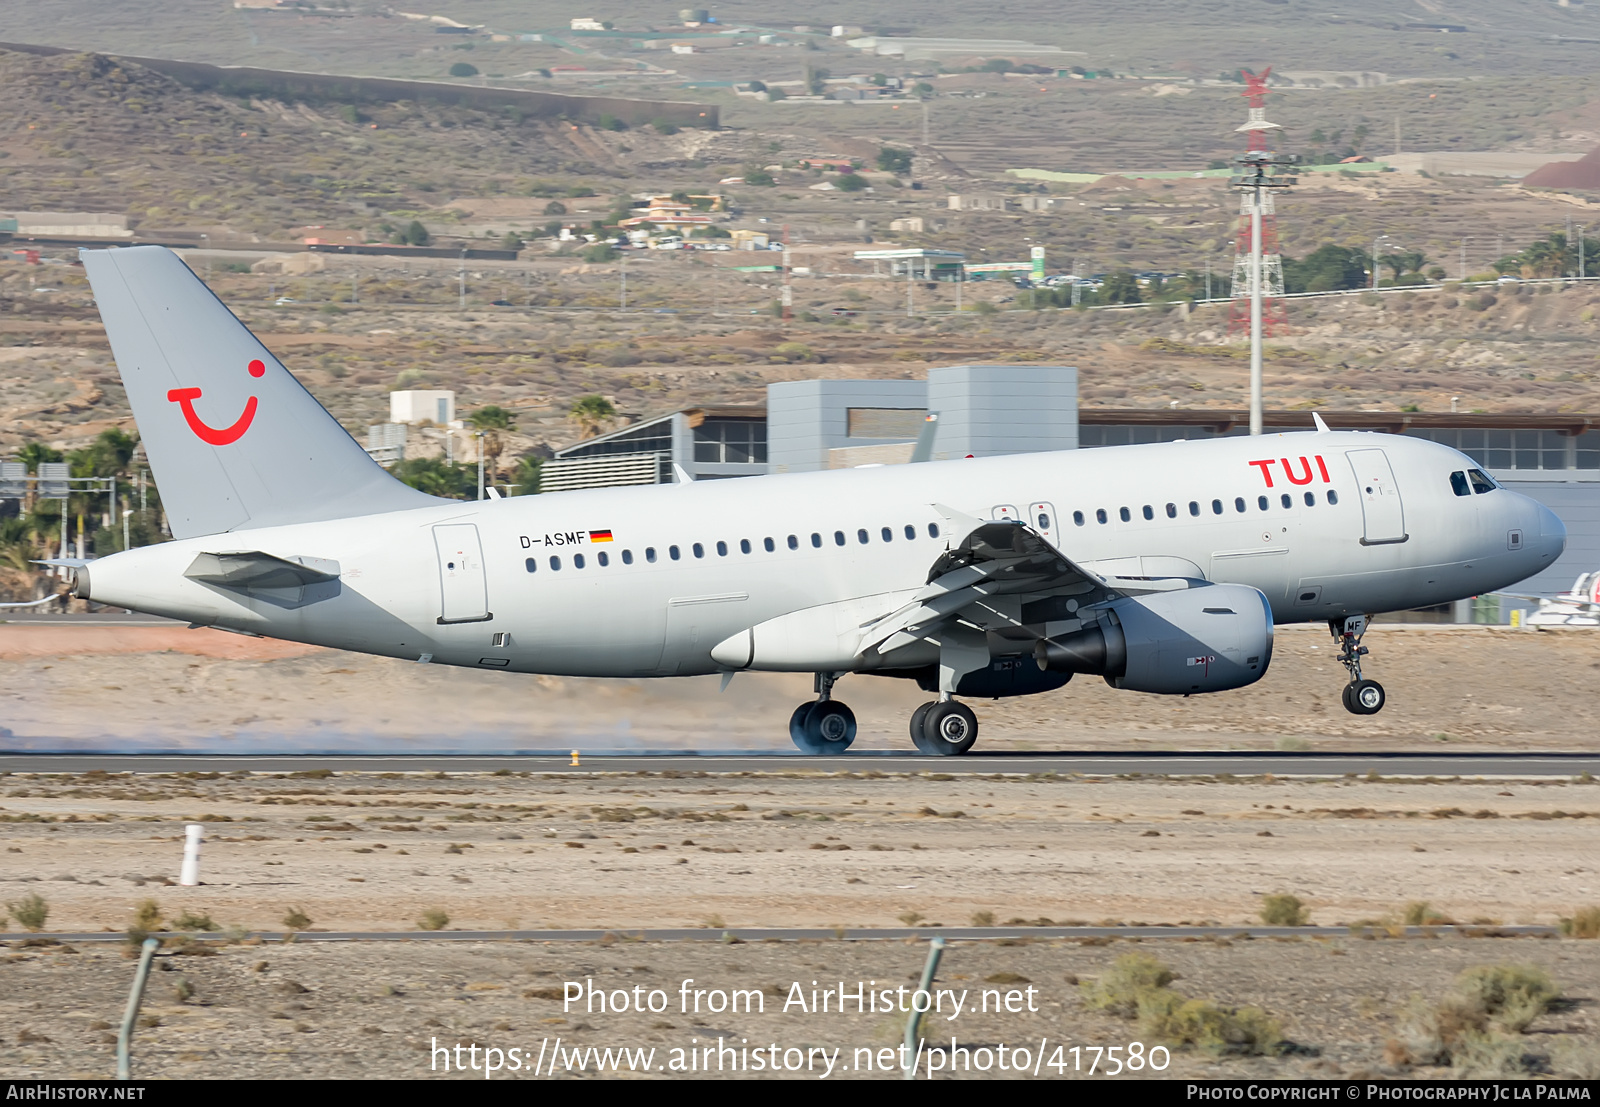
(535, 367, 1597, 613)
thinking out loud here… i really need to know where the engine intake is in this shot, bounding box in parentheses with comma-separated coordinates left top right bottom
(1035, 583, 1273, 695)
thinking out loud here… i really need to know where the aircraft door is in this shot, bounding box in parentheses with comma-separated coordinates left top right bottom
(991, 504, 1020, 522)
(1028, 502, 1057, 539)
(433, 523, 491, 624)
(1346, 449, 1407, 545)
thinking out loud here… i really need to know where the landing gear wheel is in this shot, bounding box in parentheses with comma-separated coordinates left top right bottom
(792, 700, 856, 755)
(909, 701, 935, 748)
(1345, 679, 1386, 716)
(788, 702, 813, 751)
(1340, 683, 1355, 714)
(915, 700, 979, 756)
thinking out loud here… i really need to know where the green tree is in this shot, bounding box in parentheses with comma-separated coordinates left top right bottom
(876, 146, 913, 175)
(568, 395, 617, 440)
(404, 220, 430, 247)
(1099, 269, 1142, 304)
(765, 86, 787, 102)
(466, 405, 515, 485)
(509, 454, 543, 495)
(598, 114, 626, 131)
(805, 65, 829, 95)
(449, 62, 479, 78)
(389, 457, 475, 499)
(743, 167, 775, 186)
(1283, 244, 1370, 293)
(500, 231, 525, 251)
(981, 58, 1013, 73)
(834, 172, 868, 192)
(579, 242, 618, 263)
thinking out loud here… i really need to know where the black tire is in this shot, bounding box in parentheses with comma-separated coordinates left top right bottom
(799, 700, 856, 755)
(789, 701, 817, 753)
(1340, 683, 1356, 714)
(909, 701, 936, 752)
(918, 700, 979, 756)
(1348, 679, 1386, 715)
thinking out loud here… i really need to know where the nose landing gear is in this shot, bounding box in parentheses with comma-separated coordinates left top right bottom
(1332, 614, 1386, 715)
(789, 672, 857, 755)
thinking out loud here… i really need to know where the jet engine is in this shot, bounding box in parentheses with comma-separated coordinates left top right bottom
(1034, 583, 1273, 695)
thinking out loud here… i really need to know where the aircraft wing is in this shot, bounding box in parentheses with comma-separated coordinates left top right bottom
(857, 517, 1125, 659)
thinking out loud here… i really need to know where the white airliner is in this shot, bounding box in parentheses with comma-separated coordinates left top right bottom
(67, 247, 1566, 755)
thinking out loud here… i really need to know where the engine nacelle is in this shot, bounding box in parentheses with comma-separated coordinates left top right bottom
(1035, 583, 1273, 695)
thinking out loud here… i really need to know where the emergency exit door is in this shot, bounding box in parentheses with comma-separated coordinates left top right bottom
(433, 523, 491, 624)
(1346, 449, 1407, 545)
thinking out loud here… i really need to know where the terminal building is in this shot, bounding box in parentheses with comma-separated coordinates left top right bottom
(537, 365, 1597, 615)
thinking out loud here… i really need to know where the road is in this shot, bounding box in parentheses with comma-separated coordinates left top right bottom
(2, 751, 1596, 776)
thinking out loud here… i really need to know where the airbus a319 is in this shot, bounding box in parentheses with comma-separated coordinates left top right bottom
(65, 247, 1565, 755)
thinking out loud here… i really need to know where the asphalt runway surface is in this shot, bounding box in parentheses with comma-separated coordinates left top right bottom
(2, 751, 1597, 776)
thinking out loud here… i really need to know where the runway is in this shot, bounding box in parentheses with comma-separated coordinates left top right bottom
(2, 750, 1597, 776)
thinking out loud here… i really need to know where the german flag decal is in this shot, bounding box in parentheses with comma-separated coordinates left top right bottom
(589, 529, 614, 543)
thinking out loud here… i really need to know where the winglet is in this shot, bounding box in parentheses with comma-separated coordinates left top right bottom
(1312, 411, 1331, 433)
(909, 411, 940, 463)
(672, 462, 695, 484)
(931, 502, 987, 544)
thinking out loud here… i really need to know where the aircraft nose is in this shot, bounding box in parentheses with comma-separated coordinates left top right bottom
(1534, 500, 1567, 561)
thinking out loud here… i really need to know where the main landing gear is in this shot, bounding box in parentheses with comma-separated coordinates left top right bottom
(789, 672, 857, 755)
(910, 696, 979, 757)
(1331, 614, 1386, 716)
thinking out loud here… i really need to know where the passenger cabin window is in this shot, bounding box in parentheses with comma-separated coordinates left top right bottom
(716, 541, 728, 556)
(857, 528, 869, 544)
(622, 549, 634, 565)
(764, 537, 776, 552)
(1212, 499, 1223, 515)
(1036, 511, 1051, 530)
(834, 531, 846, 546)
(928, 523, 940, 538)
(597, 551, 608, 566)
(1119, 507, 1131, 523)
(811, 533, 822, 548)
(1303, 492, 1315, 507)
(1450, 471, 1472, 497)
(1142, 505, 1154, 521)
(904, 525, 916, 540)
(1167, 503, 1178, 519)
(525, 558, 537, 573)
(1327, 490, 1340, 505)
(1096, 509, 1108, 524)
(1188, 501, 1200, 517)
(1074, 511, 1085, 526)
(1235, 497, 1247, 513)
(739, 539, 751, 554)
(574, 553, 586, 569)
(1280, 493, 1292, 509)
(1468, 469, 1497, 494)
(550, 556, 562, 570)
(669, 545, 680, 561)
(692, 543, 704, 559)
(1258, 496, 1269, 511)
(787, 535, 798, 550)
(881, 527, 893, 542)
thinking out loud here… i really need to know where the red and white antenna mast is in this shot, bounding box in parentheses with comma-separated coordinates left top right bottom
(1228, 69, 1288, 341)
(1226, 67, 1297, 436)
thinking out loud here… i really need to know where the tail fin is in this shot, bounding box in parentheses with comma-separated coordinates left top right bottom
(82, 246, 436, 538)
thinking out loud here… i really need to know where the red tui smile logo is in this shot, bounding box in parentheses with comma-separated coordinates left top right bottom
(168, 359, 265, 445)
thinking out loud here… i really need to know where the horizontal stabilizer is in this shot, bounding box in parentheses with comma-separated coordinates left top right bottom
(185, 551, 341, 591)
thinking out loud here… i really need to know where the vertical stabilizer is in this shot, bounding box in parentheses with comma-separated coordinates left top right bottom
(82, 246, 436, 538)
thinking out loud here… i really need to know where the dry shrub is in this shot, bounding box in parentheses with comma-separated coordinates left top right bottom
(7, 892, 49, 932)
(1080, 952, 1175, 1017)
(418, 908, 449, 931)
(1391, 964, 1559, 1072)
(1260, 893, 1309, 926)
(127, 898, 161, 943)
(172, 909, 219, 932)
(1402, 901, 1454, 926)
(1559, 906, 1600, 939)
(281, 907, 312, 931)
(1138, 990, 1283, 1056)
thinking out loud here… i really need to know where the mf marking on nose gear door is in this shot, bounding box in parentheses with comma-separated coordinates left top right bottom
(1347, 448, 1407, 545)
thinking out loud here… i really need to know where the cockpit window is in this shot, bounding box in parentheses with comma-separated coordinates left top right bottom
(1468, 468, 1497, 494)
(1449, 471, 1471, 497)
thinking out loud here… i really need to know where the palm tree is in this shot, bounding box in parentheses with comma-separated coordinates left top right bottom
(465, 405, 515, 485)
(568, 395, 617, 440)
